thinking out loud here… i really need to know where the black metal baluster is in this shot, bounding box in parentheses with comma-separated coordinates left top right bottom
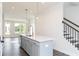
(64, 24, 66, 38)
(63, 18, 79, 49)
(77, 32, 79, 42)
(65, 25, 67, 40)
(70, 27, 71, 42)
(72, 29, 74, 45)
(75, 31, 76, 45)
(68, 26, 69, 41)
(64, 23, 65, 32)
(71, 28, 73, 41)
(64, 23, 65, 38)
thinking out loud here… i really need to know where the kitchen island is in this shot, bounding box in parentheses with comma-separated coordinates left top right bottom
(20, 35, 53, 56)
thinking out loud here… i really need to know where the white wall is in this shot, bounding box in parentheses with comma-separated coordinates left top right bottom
(0, 3, 2, 36)
(36, 3, 62, 38)
(36, 2, 79, 56)
(36, 2, 64, 54)
(64, 2, 79, 25)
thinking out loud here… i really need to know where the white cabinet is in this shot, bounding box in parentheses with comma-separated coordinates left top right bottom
(20, 35, 53, 56)
(31, 42, 39, 56)
(39, 41, 53, 56)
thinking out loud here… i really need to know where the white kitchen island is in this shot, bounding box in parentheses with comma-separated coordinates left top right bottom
(20, 35, 53, 56)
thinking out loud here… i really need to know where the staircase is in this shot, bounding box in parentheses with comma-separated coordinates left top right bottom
(62, 18, 79, 50)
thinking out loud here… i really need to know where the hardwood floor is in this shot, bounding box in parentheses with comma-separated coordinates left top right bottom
(2, 38, 28, 56)
(0, 37, 68, 56)
(53, 49, 69, 56)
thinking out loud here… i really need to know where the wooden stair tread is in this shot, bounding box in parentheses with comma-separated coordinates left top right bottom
(66, 37, 74, 39)
(75, 44, 79, 48)
(64, 34, 70, 36)
(70, 40, 79, 43)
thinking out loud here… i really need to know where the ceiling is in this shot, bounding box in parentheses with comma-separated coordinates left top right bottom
(3, 2, 57, 20)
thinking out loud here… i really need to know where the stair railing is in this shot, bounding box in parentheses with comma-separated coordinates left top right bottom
(62, 18, 79, 49)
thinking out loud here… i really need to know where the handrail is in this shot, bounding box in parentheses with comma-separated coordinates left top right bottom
(62, 21, 79, 32)
(63, 18, 79, 28)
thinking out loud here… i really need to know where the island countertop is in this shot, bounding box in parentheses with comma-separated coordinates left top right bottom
(20, 34, 53, 43)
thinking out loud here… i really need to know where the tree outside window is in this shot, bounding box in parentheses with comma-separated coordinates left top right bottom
(15, 23, 26, 34)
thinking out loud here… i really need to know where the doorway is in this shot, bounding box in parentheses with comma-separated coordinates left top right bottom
(4, 20, 27, 38)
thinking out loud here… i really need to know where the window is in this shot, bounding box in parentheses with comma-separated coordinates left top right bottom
(14, 23, 26, 34)
(4, 21, 27, 37)
(5, 22, 10, 35)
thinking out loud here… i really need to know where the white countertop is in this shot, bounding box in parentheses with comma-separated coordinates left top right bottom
(21, 34, 53, 42)
(35, 35, 53, 42)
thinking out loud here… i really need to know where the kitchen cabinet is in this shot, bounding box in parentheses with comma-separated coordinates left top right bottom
(20, 35, 53, 56)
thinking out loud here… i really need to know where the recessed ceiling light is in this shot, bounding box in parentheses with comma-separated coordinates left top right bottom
(11, 6, 15, 10)
(36, 17, 39, 20)
(40, 2, 46, 4)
